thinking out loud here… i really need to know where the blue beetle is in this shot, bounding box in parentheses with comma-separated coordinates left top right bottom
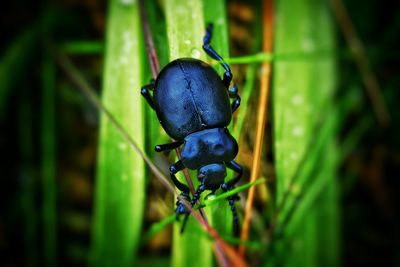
(141, 24, 242, 234)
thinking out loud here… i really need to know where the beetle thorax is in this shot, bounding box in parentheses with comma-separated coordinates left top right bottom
(180, 128, 238, 170)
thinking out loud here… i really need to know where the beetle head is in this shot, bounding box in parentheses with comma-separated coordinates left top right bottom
(197, 163, 226, 191)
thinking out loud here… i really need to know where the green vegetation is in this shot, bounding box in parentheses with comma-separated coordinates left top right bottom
(1, 0, 397, 266)
(89, 1, 145, 266)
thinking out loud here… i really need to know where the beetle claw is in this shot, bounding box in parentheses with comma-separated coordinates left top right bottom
(175, 192, 191, 219)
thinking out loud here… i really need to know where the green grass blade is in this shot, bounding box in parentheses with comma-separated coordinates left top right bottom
(61, 41, 103, 54)
(141, 0, 170, 154)
(203, 0, 234, 239)
(271, 0, 339, 266)
(19, 79, 38, 267)
(165, 0, 205, 61)
(0, 29, 37, 120)
(204, 179, 266, 207)
(90, 1, 145, 266)
(141, 214, 176, 245)
(232, 64, 257, 140)
(41, 52, 57, 267)
(164, 1, 214, 266)
(277, 84, 361, 231)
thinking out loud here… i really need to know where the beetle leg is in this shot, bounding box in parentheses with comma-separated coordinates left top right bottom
(229, 84, 241, 113)
(140, 79, 156, 109)
(203, 23, 233, 88)
(223, 160, 243, 189)
(176, 191, 190, 216)
(154, 141, 183, 152)
(221, 160, 243, 236)
(169, 160, 190, 193)
(190, 184, 206, 207)
(203, 23, 241, 112)
(230, 196, 240, 236)
(169, 160, 195, 228)
(170, 161, 194, 224)
(181, 184, 206, 233)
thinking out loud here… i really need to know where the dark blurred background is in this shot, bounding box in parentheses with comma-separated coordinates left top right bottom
(0, 0, 399, 266)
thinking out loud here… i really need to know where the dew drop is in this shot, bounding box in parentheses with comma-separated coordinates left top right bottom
(292, 126, 304, 137)
(118, 142, 128, 151)
(215, 17, 224, 26)
(291, 94, 303, 105)
(120, 0, 133, 6)
(205, 194, 216, 201)
(290, 183, 301, 194)
(290, 152, 298, 160)
(191, 48, 201, 59)
(302, 38, 315, 51)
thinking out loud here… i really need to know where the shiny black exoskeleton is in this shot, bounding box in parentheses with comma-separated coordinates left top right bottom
(141, 24, 242, 235)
